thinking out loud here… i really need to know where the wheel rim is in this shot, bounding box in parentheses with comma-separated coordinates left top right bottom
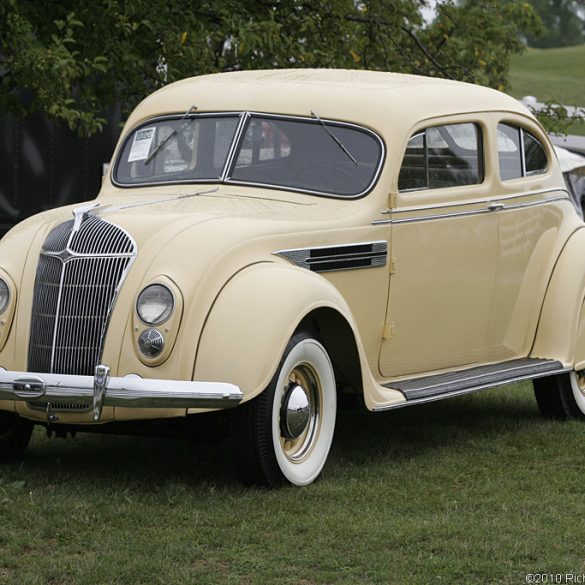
(570, 370, 585, 414)
(279, 363, 321, 462)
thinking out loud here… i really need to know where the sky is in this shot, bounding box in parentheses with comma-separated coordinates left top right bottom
(420, 0, 438, 24)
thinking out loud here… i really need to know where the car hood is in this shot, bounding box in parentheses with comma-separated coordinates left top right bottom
(1, 185, 371, 305)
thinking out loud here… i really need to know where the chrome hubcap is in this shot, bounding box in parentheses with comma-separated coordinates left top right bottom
(279, 363, 321, 462)
(281, 384, 311, 440)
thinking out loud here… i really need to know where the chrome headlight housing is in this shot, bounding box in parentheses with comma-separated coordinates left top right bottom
(136, 284, 174, 325)
(0, 279, 9, 314)
(0, 270, 16, 353)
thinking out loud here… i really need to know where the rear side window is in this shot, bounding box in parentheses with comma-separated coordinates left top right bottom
(497, 123, 547, 180)
(398, 123, 483, 192)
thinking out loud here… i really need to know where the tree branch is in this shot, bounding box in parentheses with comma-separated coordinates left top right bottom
(344, 14, 455, 79)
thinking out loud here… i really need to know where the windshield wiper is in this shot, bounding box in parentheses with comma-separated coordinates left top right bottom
(144, 105, 197, 165)
(310, 110, 358, 165)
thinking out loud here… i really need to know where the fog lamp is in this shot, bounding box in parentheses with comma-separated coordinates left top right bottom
(138, 328, 165, 358)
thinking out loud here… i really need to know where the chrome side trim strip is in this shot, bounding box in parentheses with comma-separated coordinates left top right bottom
(274, 241, 387, 273)
(499, 195, 570, 212)
(372, 194, 570, 225)
(381, 187, 569, 215)
(373, 208, 492, 225)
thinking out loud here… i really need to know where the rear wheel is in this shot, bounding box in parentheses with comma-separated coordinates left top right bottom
(533, 371, 585, 420)
(235, 331, 337, 487)
(0, 412, 34, 462)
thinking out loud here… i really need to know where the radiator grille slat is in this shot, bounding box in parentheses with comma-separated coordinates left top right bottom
(28, 215, 136, 376)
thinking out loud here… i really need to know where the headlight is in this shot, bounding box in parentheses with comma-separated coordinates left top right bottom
(136, 284, 174, 325)
(0, 279, 10, 314)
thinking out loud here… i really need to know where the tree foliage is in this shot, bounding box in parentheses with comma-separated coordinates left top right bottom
(525, 0, 584, 48)
(0, 0, 542, 136)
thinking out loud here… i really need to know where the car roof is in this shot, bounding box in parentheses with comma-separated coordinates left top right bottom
(124, 68, 533, 139)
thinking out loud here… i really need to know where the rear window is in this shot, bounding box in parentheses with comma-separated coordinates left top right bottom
(497, 123, 548, 180)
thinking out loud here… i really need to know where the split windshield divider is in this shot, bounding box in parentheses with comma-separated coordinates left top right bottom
(220, 112, 250, 181)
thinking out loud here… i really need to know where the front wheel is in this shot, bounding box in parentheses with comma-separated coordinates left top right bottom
(533, 371, 585, 420)
(235, 331, 337, 487)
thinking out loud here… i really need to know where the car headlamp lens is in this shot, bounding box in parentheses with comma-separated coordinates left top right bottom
(136, 284, 174, 325)
(0, 280, 10, 314)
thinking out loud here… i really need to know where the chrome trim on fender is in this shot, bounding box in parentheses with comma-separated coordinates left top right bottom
(0, 366, 243, 421)
(274, 241, 387, 272)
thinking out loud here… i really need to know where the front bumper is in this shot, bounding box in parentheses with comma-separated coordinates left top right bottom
(0, 365, 242, 422)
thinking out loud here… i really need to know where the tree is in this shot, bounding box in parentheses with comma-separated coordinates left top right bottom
(0, 0, 542, 136)
(525, 0, 584, 48)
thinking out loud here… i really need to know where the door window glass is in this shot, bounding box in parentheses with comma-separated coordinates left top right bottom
(399, 123, 483, 191)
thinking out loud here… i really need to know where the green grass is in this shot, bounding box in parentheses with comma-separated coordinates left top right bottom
(2, 382, 585, 584)
(509, 45, 585, 136)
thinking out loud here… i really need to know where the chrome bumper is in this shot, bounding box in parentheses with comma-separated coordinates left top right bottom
(0, 365, 243, 422)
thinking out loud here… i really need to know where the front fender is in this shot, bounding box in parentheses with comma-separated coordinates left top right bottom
(532, 226, 585, 369)
(194, 262, 360, 401)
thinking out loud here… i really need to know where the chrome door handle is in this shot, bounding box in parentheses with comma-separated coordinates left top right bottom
(488, 203, 505, 212)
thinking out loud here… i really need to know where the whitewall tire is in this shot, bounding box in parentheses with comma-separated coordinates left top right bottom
(235, 330, 337, 487)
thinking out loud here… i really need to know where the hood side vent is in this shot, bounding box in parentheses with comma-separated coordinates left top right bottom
(274, 241, 387, 273)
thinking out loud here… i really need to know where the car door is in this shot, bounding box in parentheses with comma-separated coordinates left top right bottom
(378, 120, 499, 378)
(484, 121, 576, 358)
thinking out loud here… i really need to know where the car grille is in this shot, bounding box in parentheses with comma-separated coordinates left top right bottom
(27, 214, 136, 376)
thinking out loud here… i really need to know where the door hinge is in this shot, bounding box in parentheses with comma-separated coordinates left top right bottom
(383, 322, 395, 339)
(388, 192, 397, 209)
(389, 256, 396, 274)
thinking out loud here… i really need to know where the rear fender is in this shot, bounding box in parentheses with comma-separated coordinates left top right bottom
(532, 227, 585, 369)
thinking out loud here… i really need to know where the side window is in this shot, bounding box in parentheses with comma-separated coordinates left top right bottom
(524, 132, 547, 175)
(497, 123, 547, 181)
(398, 123, 483, 192)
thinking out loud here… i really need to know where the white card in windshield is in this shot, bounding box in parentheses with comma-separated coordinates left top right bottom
(128, 127, 156, 162)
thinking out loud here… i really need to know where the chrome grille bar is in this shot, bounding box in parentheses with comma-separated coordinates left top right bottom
(28, 214, 136, 376)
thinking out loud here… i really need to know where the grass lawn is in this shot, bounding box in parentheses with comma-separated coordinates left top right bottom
(509, 45, 585, 136)
(1, 382, 585, 584)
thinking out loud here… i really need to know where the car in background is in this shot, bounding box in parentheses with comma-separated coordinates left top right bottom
(555, 145, 585, 217)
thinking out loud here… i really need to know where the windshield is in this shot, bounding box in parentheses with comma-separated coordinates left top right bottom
(114, 113, 384, 197)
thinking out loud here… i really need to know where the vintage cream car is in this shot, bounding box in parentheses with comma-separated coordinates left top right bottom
(1, 69, 584, 486)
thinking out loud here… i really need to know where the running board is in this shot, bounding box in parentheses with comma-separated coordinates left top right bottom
(377, 358, 569, 411)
